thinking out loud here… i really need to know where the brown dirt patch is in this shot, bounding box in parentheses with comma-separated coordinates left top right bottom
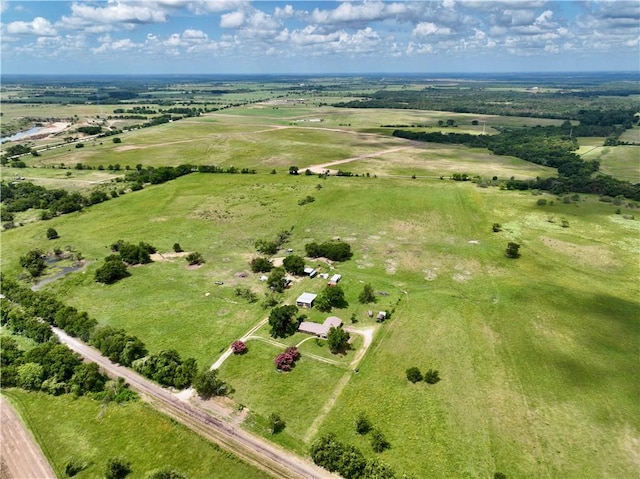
(150, 251, 190, 261)
(115, 145, 141, 152)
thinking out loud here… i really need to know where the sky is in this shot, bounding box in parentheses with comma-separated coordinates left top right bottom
(1, 0, 639, 75)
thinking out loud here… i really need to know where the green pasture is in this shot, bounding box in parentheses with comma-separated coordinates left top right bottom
(1, 142, 639, 477)
(580, 145, 640, 181)
(2, 390, 270, 479)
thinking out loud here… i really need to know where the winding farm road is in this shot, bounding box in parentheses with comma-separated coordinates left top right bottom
(52, 327, 339, 479)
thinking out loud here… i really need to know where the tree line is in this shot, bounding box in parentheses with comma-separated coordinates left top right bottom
(392, 127, 640, 200)
(0, 277, 223, 393)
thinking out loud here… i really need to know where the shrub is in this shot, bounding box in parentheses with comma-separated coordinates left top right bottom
(536, 198, 547, 206)
(95, 259, 130, 284)
(406, 367, 423, 383)
(185, 252, 204, 265)
(231, 340, 247, 355)
(64, 457, 88, 477)
(46, 227, 59, 240)
(424, 369, 441, 384)
(250, 257, 274, 273)
(269, 412, 286, 434)
(274, 347, 300, 371)
(173, 243, 183, 253)
(370, 428, 390, 453)
(492, 223, 502, 232)
(505, 242, 521, 259)
(355, 413, 372, 435)
(105, 457, 131, 479)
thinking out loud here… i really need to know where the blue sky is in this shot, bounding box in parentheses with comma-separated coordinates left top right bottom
(1, 1, 638, 74)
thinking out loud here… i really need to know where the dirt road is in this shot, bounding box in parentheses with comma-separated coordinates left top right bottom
(0, 396, 56, 479)
(52, 327, 339, 479)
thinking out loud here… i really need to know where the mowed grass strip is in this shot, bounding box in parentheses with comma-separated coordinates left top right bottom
(2, 390, 271, 479)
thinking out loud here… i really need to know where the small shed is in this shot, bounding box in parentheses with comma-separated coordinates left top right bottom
(296, 292, 317, 308)
(376, 311, 387, 321)
(328, 274, 342, 286)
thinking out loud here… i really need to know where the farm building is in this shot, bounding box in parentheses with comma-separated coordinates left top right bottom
(298, 316, 343, 338)
(376, 311, 387, 321)
(296, 292, 317, 308)
(304, 267, 318, 278)
(328, 274, 342, 285)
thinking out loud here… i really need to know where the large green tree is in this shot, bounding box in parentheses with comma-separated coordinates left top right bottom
(267, 267, 286, 293)
(358, 283, 376, 304)
(282, 254, 305, 275)
(268, 304, 299, 338)
(327, 326, 350, 354)
(193, 369, 230, 399)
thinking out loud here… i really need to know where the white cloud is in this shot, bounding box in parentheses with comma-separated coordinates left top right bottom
(6, 17, 57, 36)
(221, 10, 245, 28)
(412, 22, 452, 37)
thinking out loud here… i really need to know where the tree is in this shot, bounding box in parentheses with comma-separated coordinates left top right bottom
(250, 257, 273, 273)
(185, 252, 204, 265)
(370, 428, 390, 453)
(406, 367, 423, 383)
(327, 326, 350, 354)
(268, 304, 299, 338)
(17, 362, 44, 390)
(355, 413, 372, 435)
(70, 362, 107, 395)
(362, 460, 396, 478)
(95, 258, 130, 284)
(505, 242, 521, 258)
(105, 457, 131, 479)
(358, 283, 376, 304)
(193, 369, 230, 399)
(46, 227, 59, 240)
(268, 412, 286, 434)
(282, 254, 305, 275)
(289, 166, 299, 175)
(112, 137, 122, 144)
(19, 249, 46, 277)
(424, 369, 441, 384)
(173, 243, 183, 253)
(267, 267, 286, 293)
(64, 457, 88, 477)
(255, 239, 278, 255)
(316, 285, 348, 312)
(492, 223, 502, 232)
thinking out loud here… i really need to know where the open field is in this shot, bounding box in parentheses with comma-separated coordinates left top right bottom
(580, 145, 640, 181)
(2, 167, 638, 478)
(2, 390, 271, 479)
(2, 80, 639, 479)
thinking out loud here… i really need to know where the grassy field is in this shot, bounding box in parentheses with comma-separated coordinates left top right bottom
(580, 145, 640, 182)
(1, 101, 639, 478)
(2, 172, 638, 478)
(2, 390, 271, 479)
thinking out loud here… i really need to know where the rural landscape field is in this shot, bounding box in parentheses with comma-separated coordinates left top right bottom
(1, 69, 638, 479)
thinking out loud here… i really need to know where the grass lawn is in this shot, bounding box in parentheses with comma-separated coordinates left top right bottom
(2, 390, 271, 479)
(218, 340, 346, 452)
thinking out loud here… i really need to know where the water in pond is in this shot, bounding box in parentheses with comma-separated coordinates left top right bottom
(1, 127, 43, 143)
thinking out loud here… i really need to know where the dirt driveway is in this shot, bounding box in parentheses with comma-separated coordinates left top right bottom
(0, 396, 56, 479)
